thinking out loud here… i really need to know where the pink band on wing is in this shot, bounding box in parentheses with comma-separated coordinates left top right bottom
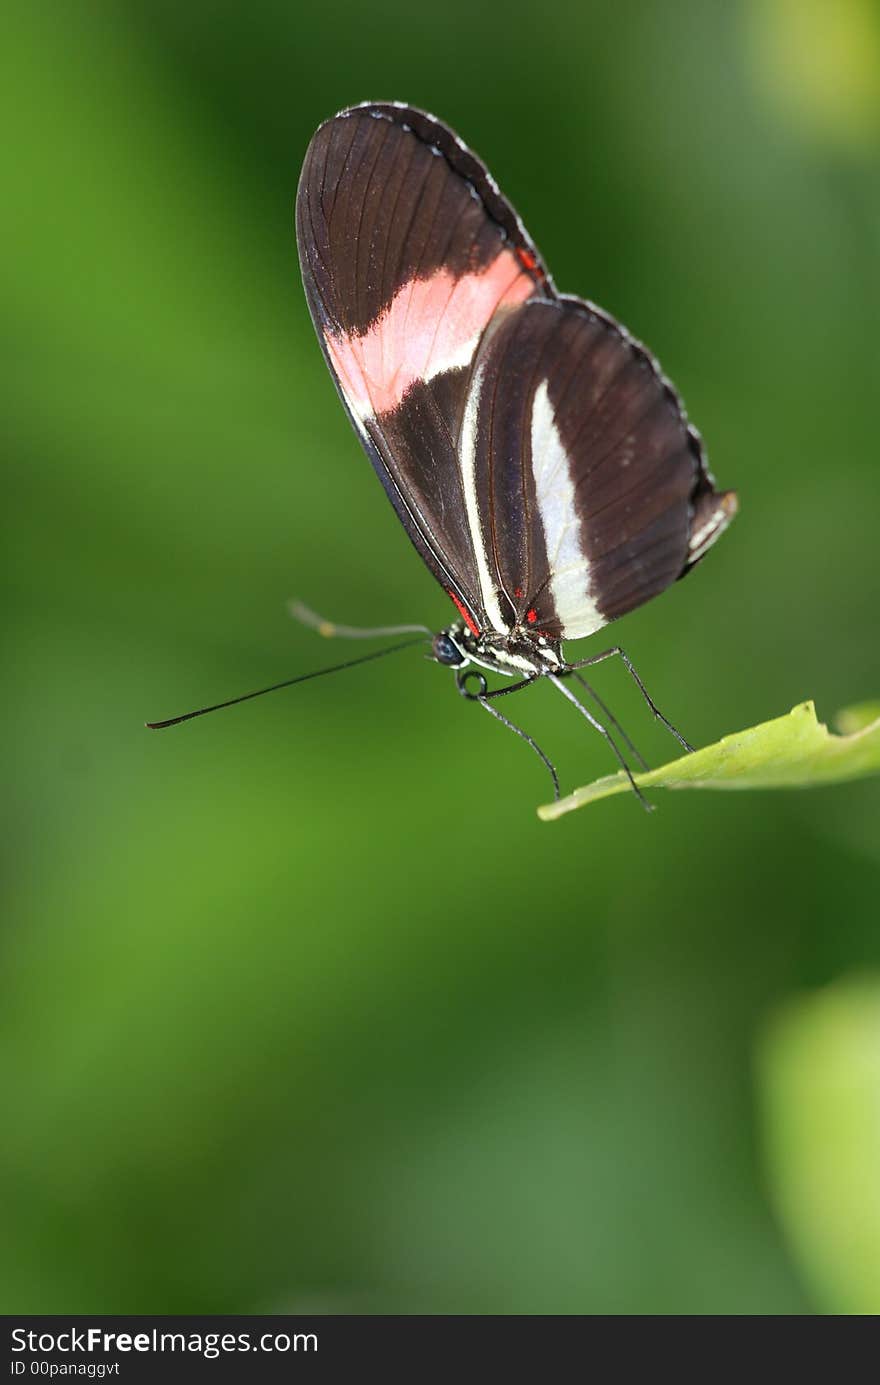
(325, 249, 533, 418)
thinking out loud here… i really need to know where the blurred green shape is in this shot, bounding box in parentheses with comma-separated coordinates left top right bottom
(746, 0, 880, 152)
(538, 700, 880, 820)
(758, 977, 880, 1314)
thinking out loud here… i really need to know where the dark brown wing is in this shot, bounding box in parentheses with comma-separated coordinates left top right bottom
(296, 102, 549, 632)
(467, 296, 737, 640)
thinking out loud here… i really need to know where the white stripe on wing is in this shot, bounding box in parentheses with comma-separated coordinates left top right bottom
(460, 363, 508, 635)
(530, 380, 605, 640)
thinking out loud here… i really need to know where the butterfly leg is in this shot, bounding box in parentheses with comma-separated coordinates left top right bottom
(568, 671, 649, 772)
(455, 670, 558, 798)
(476, 697, 560, 801)
(565, 646, 694, 754)
(547, 673, 653, 813)
(288, 599, 430, 640)
(456, 672, 538, 701)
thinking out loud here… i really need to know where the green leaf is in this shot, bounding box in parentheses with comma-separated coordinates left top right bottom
(757, 976, 880, 1314)
(537, 700, 880, 821)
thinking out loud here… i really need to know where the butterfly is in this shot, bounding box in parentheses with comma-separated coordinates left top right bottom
(294, 102, 736, 804)
(150, 103, 736, 809)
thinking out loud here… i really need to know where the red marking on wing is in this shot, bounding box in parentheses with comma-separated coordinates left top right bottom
(516, 247, 540, 275)
(526, 609, 538, 624)
(448, 590, 480, 637)
(513, 587, 524, 599)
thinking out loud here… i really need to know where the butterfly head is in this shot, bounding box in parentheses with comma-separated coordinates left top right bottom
(431, 627, 468, 667)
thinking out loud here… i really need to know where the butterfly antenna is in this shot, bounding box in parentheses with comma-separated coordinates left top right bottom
(289, 598, 430, 640)
(146, 636, 428, 730)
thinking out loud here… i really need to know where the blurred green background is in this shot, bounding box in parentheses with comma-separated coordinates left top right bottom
(4, 0, 880, 1314)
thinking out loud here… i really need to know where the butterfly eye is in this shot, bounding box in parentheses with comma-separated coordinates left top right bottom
(432, 633, 465, 666)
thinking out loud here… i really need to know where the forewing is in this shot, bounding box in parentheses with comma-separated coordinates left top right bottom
(296, 102, 549, 631)
(467, 296, 736, 641)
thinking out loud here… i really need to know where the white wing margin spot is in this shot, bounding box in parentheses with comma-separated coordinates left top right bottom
(530, 380, 606, 639)
(688, 490, 738, 564)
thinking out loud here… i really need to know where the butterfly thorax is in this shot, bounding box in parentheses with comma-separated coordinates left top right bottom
(432, 623, 563, 678)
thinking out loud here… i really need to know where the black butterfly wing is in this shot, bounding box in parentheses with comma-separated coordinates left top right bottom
(465, 295, 737, 641)
(296, 102, 549, 633)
